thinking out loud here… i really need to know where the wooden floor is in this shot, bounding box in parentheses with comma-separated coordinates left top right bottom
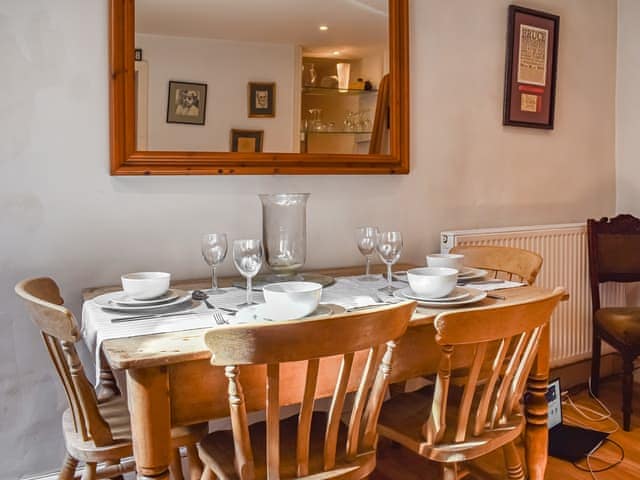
(372, 377, 640, 479)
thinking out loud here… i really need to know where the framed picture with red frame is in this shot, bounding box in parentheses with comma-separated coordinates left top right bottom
(503, 5, 559, 129)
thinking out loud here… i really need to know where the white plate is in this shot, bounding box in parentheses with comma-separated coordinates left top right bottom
(94, 291, 193, 312)
(234, 303, 344, 323)
(394, 287, 487, 307)
(457, 267, 489, 280)
(111, 289, 184, 306)
(391, 270, 409, 282)
(397, 286, 471, 302)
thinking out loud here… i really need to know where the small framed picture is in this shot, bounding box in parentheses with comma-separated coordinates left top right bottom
(134, 48, 142, 61)
(230, 129, 264, 152)
(167, 81, 207, 125)
(503, 5, 559, 129)
(248, 82, 275, 118)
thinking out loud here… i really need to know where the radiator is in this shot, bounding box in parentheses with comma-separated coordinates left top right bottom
(440, 223, 627, 367)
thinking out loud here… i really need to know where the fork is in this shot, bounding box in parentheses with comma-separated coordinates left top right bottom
(211, 309, 227, 326)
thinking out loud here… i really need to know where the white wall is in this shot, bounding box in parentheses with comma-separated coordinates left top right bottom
(616, 0, 640, 215)
(136, 33, 297, 152)
(0, 0, 617, 477)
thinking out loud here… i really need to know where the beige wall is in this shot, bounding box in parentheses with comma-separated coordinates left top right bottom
(0, 0, 617, 477)
(616, 0, 640, 215)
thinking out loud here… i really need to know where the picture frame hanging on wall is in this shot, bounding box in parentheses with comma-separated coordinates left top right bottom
(230, 129, 264, 152)
(166, 80, 207, 125)
(503, 5, 559, 129)
(248, 82, 276, 118)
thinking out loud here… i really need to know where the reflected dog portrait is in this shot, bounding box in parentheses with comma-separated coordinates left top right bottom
(248, 82, 275, 118)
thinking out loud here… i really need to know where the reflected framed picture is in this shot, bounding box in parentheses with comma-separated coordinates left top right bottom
(167, 80, 207, 125)
(503, 5, 559, 129)
(230, 129, 264, 152)
(248, 82, 275, 118)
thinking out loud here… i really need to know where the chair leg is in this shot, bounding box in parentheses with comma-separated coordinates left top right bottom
(186, 445, 203, 480)
(622, 355, 634, 431)
(59, 453, 78, 480)
(103, 460, 124, 480)
(591, 331, 602, 396)
(442, 463, 458, 480)
(81, 463, 97, 480)
(170, 448, 186, 480)
(503, 441, 525, 479)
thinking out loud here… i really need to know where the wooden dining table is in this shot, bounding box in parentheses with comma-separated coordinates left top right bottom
(83, 264, 562, 480)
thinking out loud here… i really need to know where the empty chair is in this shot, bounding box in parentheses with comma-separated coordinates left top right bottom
(450, 245, 543, 285)
(588, 214, 640, 431)
(377, 288, 564, 479)
(15, 277, 206, 480)
(197, 301, 415, 479)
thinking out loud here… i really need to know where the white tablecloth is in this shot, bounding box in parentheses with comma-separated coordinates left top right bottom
(81, 275, 405, 384)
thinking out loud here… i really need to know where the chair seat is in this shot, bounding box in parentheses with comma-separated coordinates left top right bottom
(377, 385, 524, 464)
(198, 412, 376, 480)
(63, 395, 208, 463)
(595, 307, 640, 346)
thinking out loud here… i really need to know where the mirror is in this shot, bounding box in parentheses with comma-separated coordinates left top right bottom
(110, 0, 409, 175)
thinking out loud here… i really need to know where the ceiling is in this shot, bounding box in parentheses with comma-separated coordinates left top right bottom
(135, 0, 388, 58)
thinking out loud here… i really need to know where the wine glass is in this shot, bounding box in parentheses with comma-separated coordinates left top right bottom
(232, 239, 263, 306)
(355, 226, 379, 281)
(376, 231, 403, 293)
(201, 233, 228, 295)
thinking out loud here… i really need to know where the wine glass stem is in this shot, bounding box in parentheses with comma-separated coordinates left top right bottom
(365, 255, 371, 276)
(386, 263, 393, 287)
(246, 277, 253, 305)
(211, 266, 218, 291)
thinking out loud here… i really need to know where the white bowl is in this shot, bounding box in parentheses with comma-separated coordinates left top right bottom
(262, 281, 322, 321)
(407, 267, 458, 298)
(426, 253, 464, 272)
(121, 272, 171, 300)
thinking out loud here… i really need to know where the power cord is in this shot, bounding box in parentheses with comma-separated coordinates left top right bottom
(561, 378, 624, 479)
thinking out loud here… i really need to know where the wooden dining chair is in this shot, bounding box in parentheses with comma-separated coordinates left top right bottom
(377, 288, 564, 479)
(450, 245, 543, 285)
(15, 277, 207, 480)
(588, 214, 640, 431)
(197, 301, 415, 480)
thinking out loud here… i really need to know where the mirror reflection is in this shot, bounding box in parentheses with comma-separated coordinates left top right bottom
(134, 0, 389, 155)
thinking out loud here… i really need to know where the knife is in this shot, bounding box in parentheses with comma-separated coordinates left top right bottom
(111, 311, 200, 323)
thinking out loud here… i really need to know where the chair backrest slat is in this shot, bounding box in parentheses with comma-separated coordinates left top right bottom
(324, 352, 354, 470)
(423, 288, 563, 449)
(226, 365, 255, 480)
(205, 301, 414, 479)
(296, 358, 319, 476)
(450, 245, 543, 285)
(346, 345, 381, 458)
(473, 337, 510, 436)
(455, 343, 487, 442)
(266, 363, 280, 480)
(15, 277, 114, 445)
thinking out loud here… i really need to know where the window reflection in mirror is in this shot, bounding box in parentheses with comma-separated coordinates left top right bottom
(134, 0, 389, 155)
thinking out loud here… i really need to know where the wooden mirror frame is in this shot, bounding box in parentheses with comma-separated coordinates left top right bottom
(109, 0, 409, 175)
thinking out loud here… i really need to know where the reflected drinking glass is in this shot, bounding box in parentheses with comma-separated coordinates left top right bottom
(233, 239, 263, 306)
(201, 233, 228, 295)
(376, 231, 403, 293)
(355, 226, 379, 281)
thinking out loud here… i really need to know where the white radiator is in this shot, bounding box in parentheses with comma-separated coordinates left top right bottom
(440, 223, 627, 367)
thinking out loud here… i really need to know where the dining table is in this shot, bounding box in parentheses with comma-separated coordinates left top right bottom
(81, 263, 563, 480)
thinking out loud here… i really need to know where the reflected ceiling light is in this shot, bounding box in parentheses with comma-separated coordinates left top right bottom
(332, 50, 341, 55)
(319, 24, 329, 31)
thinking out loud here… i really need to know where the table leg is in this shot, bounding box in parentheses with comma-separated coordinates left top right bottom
(127, 367, 172, 480)
(97, 350, 120, 401)
(525, 325, 549, 480)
